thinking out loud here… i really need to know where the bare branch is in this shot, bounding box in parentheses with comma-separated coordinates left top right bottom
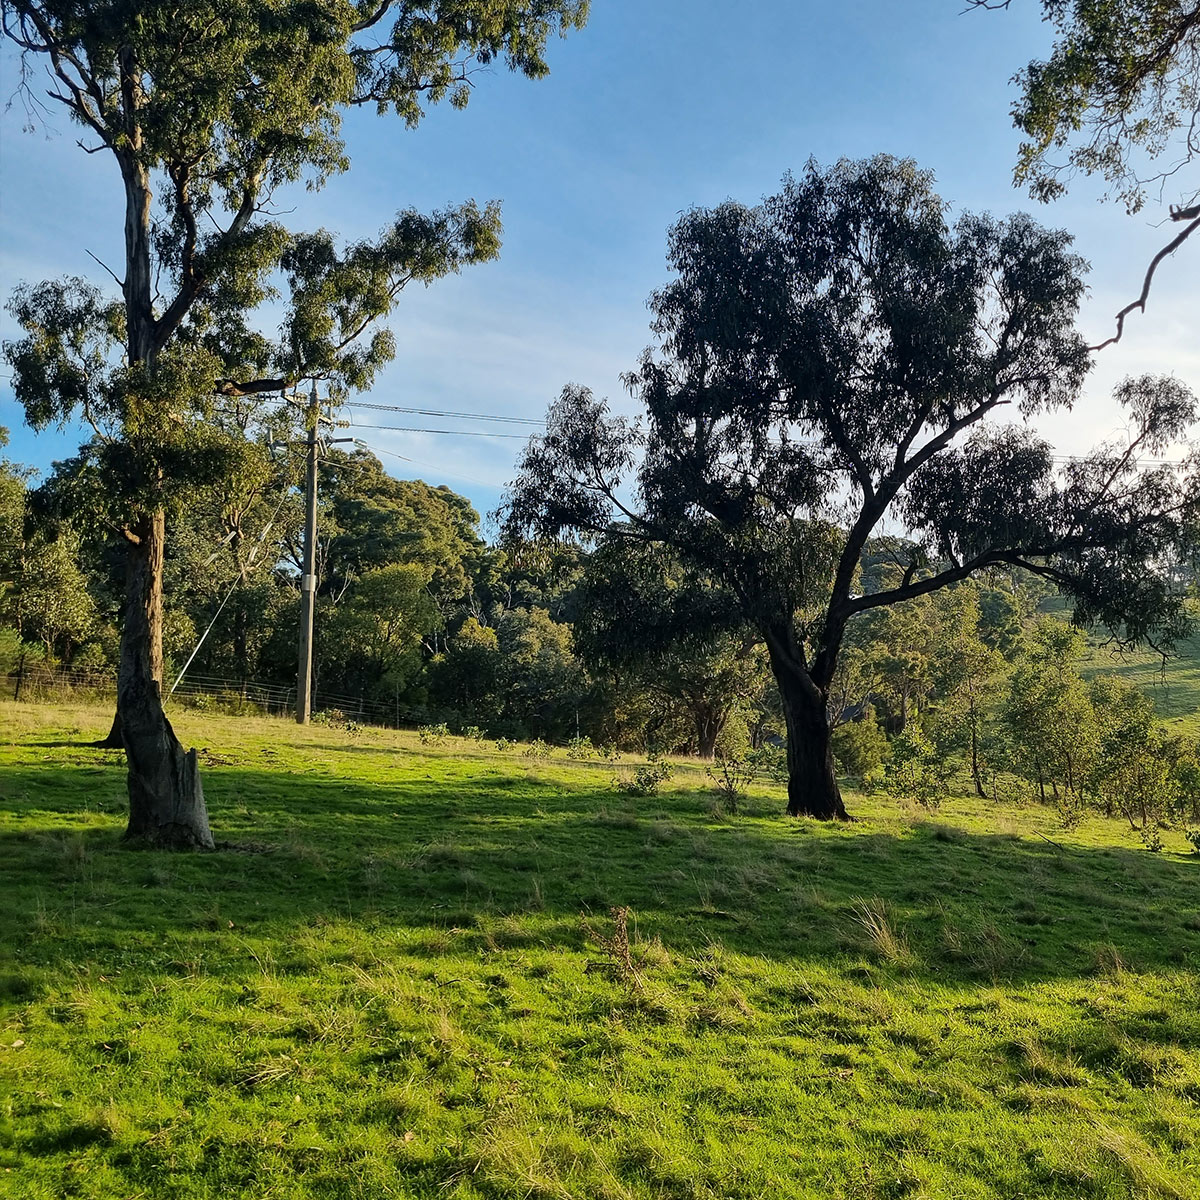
(1091, 214, 1200, 350)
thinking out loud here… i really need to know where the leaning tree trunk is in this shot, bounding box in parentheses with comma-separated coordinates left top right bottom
(769, 652, 849, 820)
(120, 510, 214, 849)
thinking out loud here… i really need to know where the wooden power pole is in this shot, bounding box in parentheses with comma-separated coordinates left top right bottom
(296, 386, 320, 724)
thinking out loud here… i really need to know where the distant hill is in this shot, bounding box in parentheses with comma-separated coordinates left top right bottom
(1041, 595, 1200, 737)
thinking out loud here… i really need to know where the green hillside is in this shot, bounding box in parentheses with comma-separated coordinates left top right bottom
(2, 702, 1198, 1200)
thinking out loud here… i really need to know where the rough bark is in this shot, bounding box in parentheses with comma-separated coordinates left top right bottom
(767, 636, 849, 820)
(120, 511, 214, 849)
(91, 539, 165, 750)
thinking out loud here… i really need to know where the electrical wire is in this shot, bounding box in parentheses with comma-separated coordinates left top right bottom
(345, 421, 532, 439)
(347, 401, 544, 426)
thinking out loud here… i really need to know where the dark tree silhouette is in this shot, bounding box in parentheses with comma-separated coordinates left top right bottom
(502, 156, 1199, 819)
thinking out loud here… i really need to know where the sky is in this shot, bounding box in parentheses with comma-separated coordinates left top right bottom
(2, 0, 1198, 528)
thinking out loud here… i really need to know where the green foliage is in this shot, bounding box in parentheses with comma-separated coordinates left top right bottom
(523, 737, 552, 759)
(418, 722, 450, 745)
(832, 712, 888, 780)
(978, 0, 1200, 213)
(616, 760, 674, 796)
(3, 701, 1199, 1200)
(705, 755, 755, 814)
(565, 735, 594, 760)
(882, 726, 952, 810)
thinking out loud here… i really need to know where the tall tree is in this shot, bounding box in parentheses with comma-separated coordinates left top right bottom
(2, 0, 587, 847)
(502, 156, 1199, 819)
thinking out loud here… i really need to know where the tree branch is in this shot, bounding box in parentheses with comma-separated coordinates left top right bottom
(1091, 213, 1200, 350)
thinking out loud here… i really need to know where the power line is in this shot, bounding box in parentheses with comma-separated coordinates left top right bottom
(357, 438, 500, 490)
(346, 422, 532, 439)
(347, 401, 544, 426)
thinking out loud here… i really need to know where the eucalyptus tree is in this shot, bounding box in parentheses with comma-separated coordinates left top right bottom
(572, 539, 765, 758)
(1, 0, 587, 848)
(969, 0, 1200, 345)
(502, 156, 1198, 820)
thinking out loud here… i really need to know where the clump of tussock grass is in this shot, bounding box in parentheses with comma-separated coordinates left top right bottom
(591, 806, 640, 830)
(237, 1054, 299, 1090)
(850, 897, 918, 969)
(1006, 1035, 1086, 1086)
(1093, 942, 1129, 978)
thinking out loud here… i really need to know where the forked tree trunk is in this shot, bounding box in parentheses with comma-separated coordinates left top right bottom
(768, 644, 849, 820)
(694, 705, 727, 759)
(120, 511, 214, 849)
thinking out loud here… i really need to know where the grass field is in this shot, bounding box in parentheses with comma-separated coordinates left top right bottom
(1080, 629, 1200, 739)
(1, 701, 1198, 1200)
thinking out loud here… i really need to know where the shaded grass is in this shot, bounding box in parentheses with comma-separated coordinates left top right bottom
(1, 700, 1198, 1199)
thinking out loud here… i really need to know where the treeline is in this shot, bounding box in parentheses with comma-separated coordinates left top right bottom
(3, 429, 1198, 833)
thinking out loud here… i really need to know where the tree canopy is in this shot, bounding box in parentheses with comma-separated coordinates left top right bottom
(502, 155, 1200, 819)
(969, 0, 1200, 346)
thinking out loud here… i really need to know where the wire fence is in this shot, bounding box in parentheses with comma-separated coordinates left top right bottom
(4, 659, 430, 729)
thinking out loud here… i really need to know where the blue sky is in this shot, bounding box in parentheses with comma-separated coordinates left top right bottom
(2, 0, 1197, 525)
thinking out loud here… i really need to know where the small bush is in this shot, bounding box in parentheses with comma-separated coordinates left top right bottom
(882, 727, 950, 810)
(705, 756, 754, 815)
(566, 735, 595, 760)
(418, 722, 450, 745)
(1184, 828, 1200, 855)
(464, 726, 486, 742)
(616, 761, 674, 796)
(523, 738, 552, 759)
(597, 743, 622, 763)
(1139, 824, 1164, 853)
(313, 708, 348, 729)
(833, 711, 888, 779)
(494, 737, 513, 753)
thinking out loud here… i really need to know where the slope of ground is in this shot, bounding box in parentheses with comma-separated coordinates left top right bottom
(1, 702, 1198, 1200)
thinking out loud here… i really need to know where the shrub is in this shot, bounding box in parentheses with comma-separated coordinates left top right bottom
(464, 726, 486, 742)
(418, 722, 450, 745)
(597, 743, 622, 762)
(833, 711, 888, 779)
(523, 738, 552, 759)
(494, 737, 513, 753)
(882, 726, 950, 810)
(705, 756, 754, 814)
(616, 761, 673, 796)
(1185, 828, 1200, 855)
(566, 735, 595, 760)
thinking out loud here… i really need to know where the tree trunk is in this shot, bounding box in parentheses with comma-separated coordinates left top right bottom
(120, 511, 214, 849)
(694, 705, 726, 759)
(969, 709, 986, 799)
(92, 539, 166, 750)
(768, 647, 849, 820)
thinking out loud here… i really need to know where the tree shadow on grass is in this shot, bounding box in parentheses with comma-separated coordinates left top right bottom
(1, 758, 1197, 992)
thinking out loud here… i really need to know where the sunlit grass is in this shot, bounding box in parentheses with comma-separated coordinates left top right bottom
(1, 701, 1198, 1199)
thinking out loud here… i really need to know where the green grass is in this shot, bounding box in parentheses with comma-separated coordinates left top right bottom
(1080, 629, 1200, 738)
(1, 702, 1198, 1200)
